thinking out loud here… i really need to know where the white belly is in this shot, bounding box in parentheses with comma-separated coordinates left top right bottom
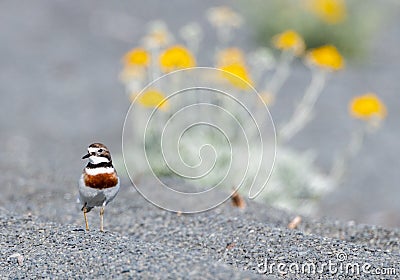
(78, 174, 120, 209)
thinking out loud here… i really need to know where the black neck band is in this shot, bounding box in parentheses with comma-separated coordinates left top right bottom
(86, 162, 113, 169)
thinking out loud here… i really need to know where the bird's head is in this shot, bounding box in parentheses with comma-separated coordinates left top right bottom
(82, 143, 112, 164)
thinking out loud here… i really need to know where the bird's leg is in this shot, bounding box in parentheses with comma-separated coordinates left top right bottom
(82, 205, 89, 231)
(100, 206, 105, 232)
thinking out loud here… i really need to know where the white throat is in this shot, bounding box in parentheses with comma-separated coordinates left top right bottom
(85, 166, 114, 175)
(88, 156, 110, 164)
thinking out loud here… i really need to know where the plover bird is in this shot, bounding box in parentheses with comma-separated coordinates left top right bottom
(78, 143, 120, 231)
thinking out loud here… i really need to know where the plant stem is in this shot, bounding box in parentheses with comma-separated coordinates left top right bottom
(264, 51, 295, 96)
(330, 124, 366, 184)
(279, 69, 327, 142)
(149, 47, 161, 83)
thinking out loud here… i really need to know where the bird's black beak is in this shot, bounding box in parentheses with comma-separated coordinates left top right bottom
(82, 153, 90, 159)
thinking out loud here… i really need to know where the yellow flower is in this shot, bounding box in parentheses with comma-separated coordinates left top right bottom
(272, 30, 305, 55)
(123, 47, 150, 67)
(159, 45, 196, 73)
(349, 93, 387, 121)
(220, 63, 253, 89)
(138, 88, 169, 110)
(306, 45, 344, 71)
(217, 48, 245, 66)
(306, 0, 347, 24)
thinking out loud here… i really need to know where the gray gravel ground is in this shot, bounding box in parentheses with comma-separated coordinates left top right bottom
(0, 0, 399, 226)
(1, 191, 400, 279)
(1, 211, 258, 279)
(1, 169, 399, 278)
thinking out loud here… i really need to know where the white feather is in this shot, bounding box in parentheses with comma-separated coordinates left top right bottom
(88, 147, 99, 153)
(88, 155, 110, 164)
(85, 167, 114, 175)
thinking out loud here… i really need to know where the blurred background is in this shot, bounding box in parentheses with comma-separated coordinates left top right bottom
(1, 0, 399, 227)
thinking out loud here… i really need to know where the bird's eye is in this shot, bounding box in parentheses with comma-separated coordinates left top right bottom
(98, 149, 103, 153)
